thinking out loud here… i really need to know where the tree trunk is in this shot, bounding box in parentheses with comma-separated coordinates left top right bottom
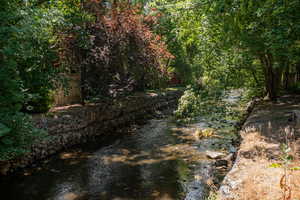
(80, 64, 87, 105)
(284, 61, 290, 90)
(260, 53, 279, 100)
(250, 67, 259, 87)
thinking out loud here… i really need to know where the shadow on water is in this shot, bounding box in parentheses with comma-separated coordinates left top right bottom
(0, 119, 205, 200)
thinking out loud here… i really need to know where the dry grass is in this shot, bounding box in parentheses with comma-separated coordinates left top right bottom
(219, 100, 300, 200)
(222, 132, 300, 200)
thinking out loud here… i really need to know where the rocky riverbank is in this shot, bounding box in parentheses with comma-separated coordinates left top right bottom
(0, 89, 183, 175)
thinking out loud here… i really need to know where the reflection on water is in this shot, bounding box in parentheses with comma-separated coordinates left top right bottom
(0, 120, 207, 200)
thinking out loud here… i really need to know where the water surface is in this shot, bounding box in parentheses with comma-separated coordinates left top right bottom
(0, 119, 207, 200)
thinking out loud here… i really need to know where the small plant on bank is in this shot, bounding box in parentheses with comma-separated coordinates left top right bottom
(195, 128, 216, 139)
(269, 126, 300, 200)
(206, 191, 218, 200)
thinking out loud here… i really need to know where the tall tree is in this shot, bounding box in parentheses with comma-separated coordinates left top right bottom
(204, 0, 300, 99)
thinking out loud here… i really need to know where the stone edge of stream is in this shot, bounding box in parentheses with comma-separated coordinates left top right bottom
(213, 97, 261, 199)
(0, 90, 183, 175)
(204, 97, 260, 199)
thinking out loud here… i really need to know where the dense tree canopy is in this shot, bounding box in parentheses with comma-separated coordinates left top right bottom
(148, 0, 300, 98)
(205, 0, 300, 98)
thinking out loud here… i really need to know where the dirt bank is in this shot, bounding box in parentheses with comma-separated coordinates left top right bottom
(219, 95, 300, 200)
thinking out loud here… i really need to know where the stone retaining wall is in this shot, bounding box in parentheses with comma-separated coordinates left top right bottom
(1, 90, 182, 175)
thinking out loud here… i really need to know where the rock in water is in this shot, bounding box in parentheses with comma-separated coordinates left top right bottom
(205, 150, 225, 159)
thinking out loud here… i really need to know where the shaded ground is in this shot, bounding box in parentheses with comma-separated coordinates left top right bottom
(219, 95, 300, 200)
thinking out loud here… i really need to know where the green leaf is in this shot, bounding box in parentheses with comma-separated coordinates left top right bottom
(269, 163, 282, 168)
(0, 123, 11, 137)
(290, 167, 300, 171)
(286, 155, 294, 161)
(1, 137, 14, 145)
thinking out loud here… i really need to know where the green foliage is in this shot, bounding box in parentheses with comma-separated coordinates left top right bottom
(0, 0, 299, 160)
(0, 112, 46, 161)
(175, 86, 244, 125)
(149, 0, 203, 84)
(0, 0, 64, 160)
(148, 0, 261, 92)
(0, 1, 64, 112)
(269, 143, 300, 171)
(148, 0, 300, 99)
(174, 85, 226, 120)
(16, 8, 63, 112)
(174, 86, 202, 119)
(203, 0, 300, 98)
(286, 82, 300, 94)
(24, 92, 54, 113)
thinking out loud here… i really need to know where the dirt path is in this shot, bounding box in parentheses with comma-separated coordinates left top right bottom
(219, 95, 300, 200)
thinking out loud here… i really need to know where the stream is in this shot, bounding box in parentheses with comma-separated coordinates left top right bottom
(0, 90, 244, 200)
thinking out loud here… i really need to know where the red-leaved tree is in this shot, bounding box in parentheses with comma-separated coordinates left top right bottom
(59, 0, 173, 100)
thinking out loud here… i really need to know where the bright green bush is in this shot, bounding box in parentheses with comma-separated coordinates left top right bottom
(174, 86, 202, 119)
(174, 86, 243, 123)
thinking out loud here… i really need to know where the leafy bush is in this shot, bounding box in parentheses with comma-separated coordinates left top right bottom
(174, 86, 243, 123)
(174, 86, 202, 119)
(0, 63, 47, 160)
(16, 7, 63, 112)
(23, 91, 54, 113)
(0, 112, 46, 161)
(0, 1, 62, 160)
